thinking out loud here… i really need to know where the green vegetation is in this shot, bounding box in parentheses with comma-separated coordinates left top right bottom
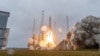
(0, 50, 100, 56)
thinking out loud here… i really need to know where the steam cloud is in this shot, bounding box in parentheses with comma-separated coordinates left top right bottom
(66, 16, 100, 50)
(28, 35, 39, 50)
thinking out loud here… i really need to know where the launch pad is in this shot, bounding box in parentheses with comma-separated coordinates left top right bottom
(28, 10, 100, 51)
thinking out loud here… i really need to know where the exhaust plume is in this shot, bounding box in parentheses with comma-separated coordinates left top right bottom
(66, 16, 100, 50)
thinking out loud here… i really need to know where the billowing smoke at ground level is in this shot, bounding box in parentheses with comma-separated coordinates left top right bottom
(66, 16, 100, 50)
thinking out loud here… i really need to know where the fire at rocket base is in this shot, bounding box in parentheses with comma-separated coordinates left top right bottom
(28, 16, 56, 50)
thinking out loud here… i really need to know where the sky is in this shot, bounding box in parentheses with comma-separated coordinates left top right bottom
(0, 0, 100, 48)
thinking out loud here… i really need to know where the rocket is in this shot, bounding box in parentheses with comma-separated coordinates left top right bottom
(47, 16, 52, 48)
(48, 16, 52, 31)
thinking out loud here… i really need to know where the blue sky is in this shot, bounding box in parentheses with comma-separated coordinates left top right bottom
(0, 0, 100, 48)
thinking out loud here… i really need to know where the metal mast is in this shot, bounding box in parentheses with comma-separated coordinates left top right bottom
(66, 16, 69, 31)
(63, 16, 69, 50)
(41, 10, 44, 26)
(41, 10, 44, 40)
(33, 19, 35, 36)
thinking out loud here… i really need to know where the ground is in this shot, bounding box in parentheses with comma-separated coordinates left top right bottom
(0, 49, 100, 56)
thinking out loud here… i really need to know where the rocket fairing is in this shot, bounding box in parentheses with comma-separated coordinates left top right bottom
(48, 16, 52, 31)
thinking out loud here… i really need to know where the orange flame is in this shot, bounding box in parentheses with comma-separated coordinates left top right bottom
(28, 27, 56, 50)
(39, 31, 56, 50)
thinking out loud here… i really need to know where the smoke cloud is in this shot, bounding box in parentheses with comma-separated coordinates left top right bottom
(66, 16, 100, 50)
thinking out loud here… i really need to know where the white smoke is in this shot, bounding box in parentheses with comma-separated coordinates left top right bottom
(66, 16, 100, 50)
(28, 35, 40, 50)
